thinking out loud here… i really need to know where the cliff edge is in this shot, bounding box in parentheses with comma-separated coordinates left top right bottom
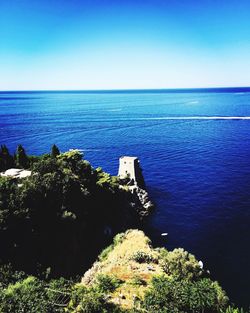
(80, 230, 228, 311)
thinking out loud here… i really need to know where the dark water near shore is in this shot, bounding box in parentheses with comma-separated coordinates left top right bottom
(1, 88, 250, 307)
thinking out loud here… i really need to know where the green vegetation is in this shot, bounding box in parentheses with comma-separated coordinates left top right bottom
(51, 144, 60, 158)
(224, 307, 247, 313)
(66, 285, 123, 313)
(160, 248, 203, 280)
(0, 276, 49, 313)
(129, 275, 147, 286)
(131, 251, 157, 264)
(0, 228, 248, 313)
(77, 230, 247, 313)
(0, 145, 14, 171)
(0, 266, 72, 313)
(96, 274, 123, 293)
(0, 145, 248, 312)
(15, 144, 29, 168)
(0, 145, 139, 278)
(143, 276, 227, 313)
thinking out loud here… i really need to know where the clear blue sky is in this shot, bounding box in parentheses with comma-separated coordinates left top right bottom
(0, 0, 250, 90)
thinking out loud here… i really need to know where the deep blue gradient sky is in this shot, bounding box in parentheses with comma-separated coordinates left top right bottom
(1, 0, 250, 90)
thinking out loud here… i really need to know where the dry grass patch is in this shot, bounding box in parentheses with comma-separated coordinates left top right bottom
(81, 229, 164, 309)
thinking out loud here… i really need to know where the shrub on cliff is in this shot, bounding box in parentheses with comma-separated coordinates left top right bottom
(160, 248, 203, 280)
(96, 274, 123, 293)
(0, 276, 50, 313)
(131, 251, 157, 264)
(223, 307, 249, 313)
(143, 275, 228, 313)
(66, 285, 123, 313)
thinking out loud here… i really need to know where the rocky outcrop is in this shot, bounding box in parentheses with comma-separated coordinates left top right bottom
(128, 185, 154, 217)
(118, 156, 154, 217)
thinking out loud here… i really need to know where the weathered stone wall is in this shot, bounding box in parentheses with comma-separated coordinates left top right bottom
(118, 156, 153, 215)
(118, 156, 145, 188)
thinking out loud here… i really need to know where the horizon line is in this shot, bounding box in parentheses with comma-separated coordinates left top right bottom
(1, 86, 250, 93)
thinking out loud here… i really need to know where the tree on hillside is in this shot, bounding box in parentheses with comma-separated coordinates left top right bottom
(0, 145, 14, 171)
(15, 145, 29, 169)
(51, 144, 60, 158)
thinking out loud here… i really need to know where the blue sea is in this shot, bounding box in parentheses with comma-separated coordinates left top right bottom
(1, 88, 250, 306)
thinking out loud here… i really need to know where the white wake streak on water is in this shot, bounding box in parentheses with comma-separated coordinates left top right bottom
(106, 109, 122, 112)
(136, 116, 250, 120)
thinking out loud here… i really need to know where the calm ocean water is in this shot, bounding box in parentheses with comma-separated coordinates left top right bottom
(1, 88, 250, 306)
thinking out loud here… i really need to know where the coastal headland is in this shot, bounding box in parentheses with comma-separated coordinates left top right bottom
(0, 144, 244, 312)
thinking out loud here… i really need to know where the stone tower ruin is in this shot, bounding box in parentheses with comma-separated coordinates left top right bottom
(118, 156, 145, 188)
